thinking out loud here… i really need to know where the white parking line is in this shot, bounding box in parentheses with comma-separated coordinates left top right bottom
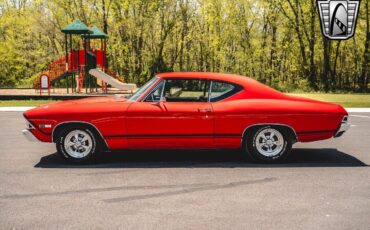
(0, 107, 35, 112)
(346, 108, 370, 113)
(350, 115, 370, 118)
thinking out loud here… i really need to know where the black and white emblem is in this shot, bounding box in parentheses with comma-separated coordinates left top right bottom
(317, 0, 360, 40)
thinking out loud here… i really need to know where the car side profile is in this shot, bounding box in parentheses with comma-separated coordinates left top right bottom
(23, 72, 350, 163)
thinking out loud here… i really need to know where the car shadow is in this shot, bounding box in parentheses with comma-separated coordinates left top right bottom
(35, 148, 368, 168)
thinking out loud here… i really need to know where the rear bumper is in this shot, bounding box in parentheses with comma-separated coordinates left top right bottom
(22, 129, 39, 142)
(334, 117, 350, 138)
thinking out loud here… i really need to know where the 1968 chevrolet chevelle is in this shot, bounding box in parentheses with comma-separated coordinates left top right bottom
(23, 72, 350, 163)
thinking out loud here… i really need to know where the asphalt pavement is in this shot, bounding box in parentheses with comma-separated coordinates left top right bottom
(0, 112, 369, 230)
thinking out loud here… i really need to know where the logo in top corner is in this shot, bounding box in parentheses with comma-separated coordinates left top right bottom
(317, 0, 360, 40)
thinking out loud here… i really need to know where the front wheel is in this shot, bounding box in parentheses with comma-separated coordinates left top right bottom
(56, 126, 100, 163)
(245, 126, 292, 163)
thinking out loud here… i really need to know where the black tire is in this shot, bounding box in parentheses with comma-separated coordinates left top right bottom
(244, 126, 292, 163)
(56, 125, 101, 163)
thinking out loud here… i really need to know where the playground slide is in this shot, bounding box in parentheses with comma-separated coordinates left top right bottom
(89, 69, 137, 92)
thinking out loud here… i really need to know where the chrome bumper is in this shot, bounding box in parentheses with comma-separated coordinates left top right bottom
(334, 116, 350, 138)
(22, 129, 39, 142)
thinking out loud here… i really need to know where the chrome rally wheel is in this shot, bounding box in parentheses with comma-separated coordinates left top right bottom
(64, 130, 93, 159)
(255, 128, 284, 157)
(245, 126, 292, 163)
(56, 125, 100, 163)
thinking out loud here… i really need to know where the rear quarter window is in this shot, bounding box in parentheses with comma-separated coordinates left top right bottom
(210, 81, 243, 102)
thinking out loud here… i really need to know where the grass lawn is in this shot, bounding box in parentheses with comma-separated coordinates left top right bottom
(0, 100, 57, 107)
(0, 93, 369, 107)
(289, 93, 370, 108)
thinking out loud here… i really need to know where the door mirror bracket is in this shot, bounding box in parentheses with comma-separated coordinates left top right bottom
(152, 97, 166, 106)
(160, 97, 166, 103)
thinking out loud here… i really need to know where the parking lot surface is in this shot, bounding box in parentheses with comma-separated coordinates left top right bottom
(0, 112, 369, 229)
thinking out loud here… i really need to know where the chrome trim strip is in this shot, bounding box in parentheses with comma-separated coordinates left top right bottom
(105, 133, 241, 138)
(51, 121, 109, 149)
(208, 80, 213, 103)
(160, 79, 166, 101)
(241, 123, 299, 143)
(22, 129, 39, 142)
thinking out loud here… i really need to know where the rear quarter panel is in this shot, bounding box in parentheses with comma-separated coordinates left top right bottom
(212, 99, 345, 147)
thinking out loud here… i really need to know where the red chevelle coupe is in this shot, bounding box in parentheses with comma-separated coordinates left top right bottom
(23, 72, 350, 163)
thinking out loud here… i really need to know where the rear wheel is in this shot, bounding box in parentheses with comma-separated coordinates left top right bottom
(56, 126, 101, 163)
(245, 126, 292, 163)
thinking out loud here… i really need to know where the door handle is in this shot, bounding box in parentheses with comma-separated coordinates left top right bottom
(198, 108, 212, 112)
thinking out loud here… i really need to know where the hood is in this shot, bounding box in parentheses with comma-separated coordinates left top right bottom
(52, 95, 127, 105)
(24, 96, 132, 119)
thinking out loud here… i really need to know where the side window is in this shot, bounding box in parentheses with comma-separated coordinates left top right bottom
(163, 79, 210, 102)
(210, 81, 242, 102)
(144, 80, 165, 102)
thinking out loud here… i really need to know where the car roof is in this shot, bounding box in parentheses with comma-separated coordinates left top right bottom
(156, 72, 287, 99)
(157, 72, 251, 86)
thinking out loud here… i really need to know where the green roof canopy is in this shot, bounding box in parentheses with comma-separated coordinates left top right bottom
(61, 19, 92, 34)
(81, 26, 108, 39)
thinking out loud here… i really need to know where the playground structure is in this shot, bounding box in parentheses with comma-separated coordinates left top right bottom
(36, 20, 136, 94)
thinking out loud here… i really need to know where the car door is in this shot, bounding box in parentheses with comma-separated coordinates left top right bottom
(125, 78, 214, 149)
(209, 80, 245, 148)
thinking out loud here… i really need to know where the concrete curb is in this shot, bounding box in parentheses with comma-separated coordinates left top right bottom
(0, 107, 370, 113)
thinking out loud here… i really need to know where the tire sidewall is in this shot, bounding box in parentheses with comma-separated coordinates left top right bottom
(57, 127, 97, 163)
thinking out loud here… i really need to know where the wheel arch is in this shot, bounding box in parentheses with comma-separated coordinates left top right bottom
(242, 123, 298, 146)
(52, 121, 108, 150)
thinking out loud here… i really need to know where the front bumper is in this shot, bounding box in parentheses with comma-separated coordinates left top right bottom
(334, 116, 350, 138)
(22, 129, 39, 142)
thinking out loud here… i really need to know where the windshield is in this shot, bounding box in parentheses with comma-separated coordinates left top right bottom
(129, 77, 158, 101)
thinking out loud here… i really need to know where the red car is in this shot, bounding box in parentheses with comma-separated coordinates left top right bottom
(23, 72, 350, 163)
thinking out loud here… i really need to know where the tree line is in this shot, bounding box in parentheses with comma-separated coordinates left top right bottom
(0, 0, 369, 92)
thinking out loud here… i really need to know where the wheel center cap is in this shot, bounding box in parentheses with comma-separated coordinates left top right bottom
(75, 142, 81, 147)
(266, 140, 273, 145)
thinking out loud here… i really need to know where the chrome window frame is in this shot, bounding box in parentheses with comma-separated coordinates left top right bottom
(154, 78, 211, 103)
(207, 80, 213, 103)
(160, 79, 166, 100)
